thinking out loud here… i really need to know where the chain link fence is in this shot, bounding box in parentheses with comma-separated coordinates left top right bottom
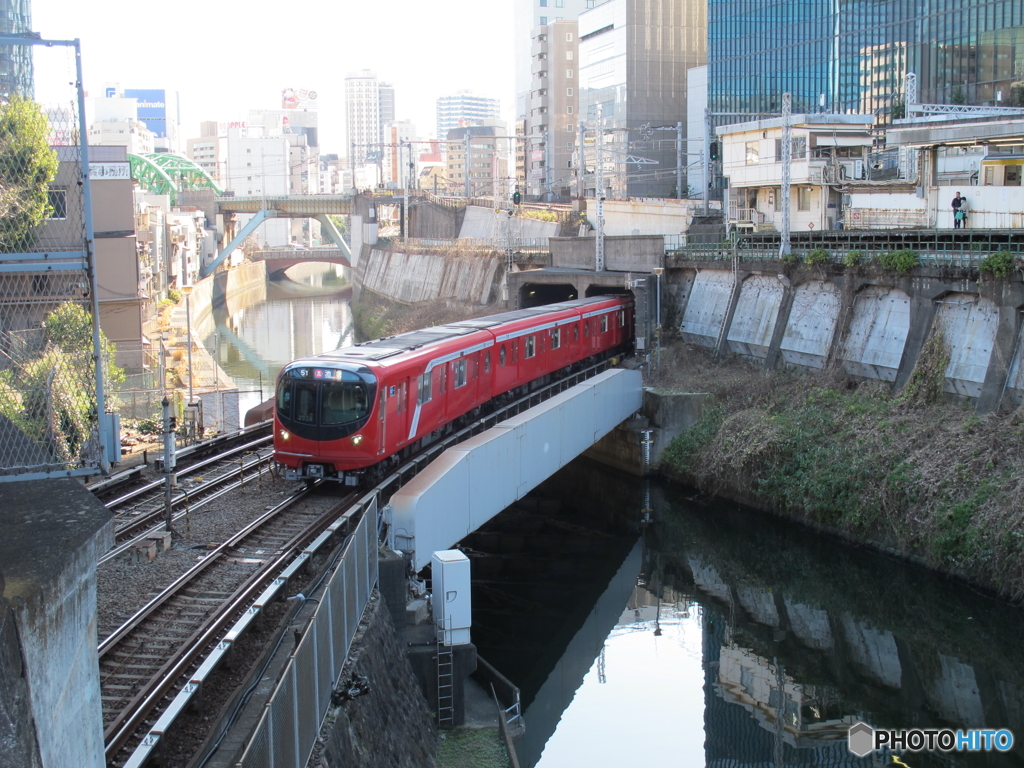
(0, 39, 109, 481)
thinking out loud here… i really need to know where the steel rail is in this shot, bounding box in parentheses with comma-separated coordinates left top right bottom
(106, 448, 273, 551)
(101, 485, 357, 762)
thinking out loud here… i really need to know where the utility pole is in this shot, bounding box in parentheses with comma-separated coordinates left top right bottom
(595, 104, 605, 272)
(464, 132, 472, 198)
(779, 93, 792, 257)
(703, 108, 711, 216)
(577, 121, 586, 203)
(676, 121, 683, 200)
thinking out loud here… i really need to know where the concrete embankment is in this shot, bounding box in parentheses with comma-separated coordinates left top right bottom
(356, 246, 504, 306)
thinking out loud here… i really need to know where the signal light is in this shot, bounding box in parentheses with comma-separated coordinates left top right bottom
(709, 141, 720, 161)
(512, 190, 521, 205)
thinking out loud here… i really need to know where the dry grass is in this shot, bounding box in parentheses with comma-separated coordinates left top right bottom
(653, 341, 1024, 604)
(352, 292, 496, 340)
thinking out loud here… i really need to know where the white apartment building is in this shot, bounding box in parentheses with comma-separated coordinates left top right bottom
(525, 19, 578, 201)
(345, 70, 395, 180)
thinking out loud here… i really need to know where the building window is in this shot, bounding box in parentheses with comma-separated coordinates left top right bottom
(566, 32, 573, 41)
(567, 88, 573, 96)
(798, 186, 812, 211)
(540, 0, 546, 5)
(556, 0, 564, 5)
(540, 15, 547, 24)
(566, 69, 573, 78)
(46, 189, 67, 220)
(567, 124, 575, 132)
(567, 105, 573, 114)
(566, 51, 573, 60)
(745, 141, 759, 165)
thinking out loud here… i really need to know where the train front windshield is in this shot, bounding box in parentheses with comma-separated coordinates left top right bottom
(276, 365, 377, 438)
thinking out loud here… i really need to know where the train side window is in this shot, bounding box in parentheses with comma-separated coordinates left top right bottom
(601, 315, 608, 333)
(438, 365, 447, 394)
(454, 358, 467, 388)
(499, 345, 506, 366)
(276, 381, 292, 419)
(418, 372, 432, 404)
(524, 336, 535, 359)
(618, 310, 625, 327)
(551, 327, 561, 350)
(584, 320, 590, 337)
(573, 324, 578, 342)
(512, 341, 519, 363)
(472, 355, 479, 379)
(398, 381, 407, 413)
(485, 350, 492, 373)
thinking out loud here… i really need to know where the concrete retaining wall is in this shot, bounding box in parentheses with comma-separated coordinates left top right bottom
(459, 205, 560, 240)
(549, 235, 665, 272)
(360, 247, 502, 305)
(670, 262, 1024, 413)
(1, 479, 113, 768)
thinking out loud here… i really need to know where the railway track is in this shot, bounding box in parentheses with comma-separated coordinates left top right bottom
(100, 435, 273, 562)
(95, 358, 622, 765)
(100, 484, 359, 766)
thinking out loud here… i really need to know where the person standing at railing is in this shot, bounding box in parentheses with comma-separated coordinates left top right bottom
(958, 196, 969, 228)
(952, 191, 964, 228)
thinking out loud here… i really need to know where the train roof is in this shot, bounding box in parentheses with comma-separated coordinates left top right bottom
(295, 296, 630, 367)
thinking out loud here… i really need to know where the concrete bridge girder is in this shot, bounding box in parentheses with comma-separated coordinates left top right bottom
(388, 369, 643, 572)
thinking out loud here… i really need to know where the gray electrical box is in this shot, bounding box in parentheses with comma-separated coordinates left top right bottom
(431, 550, 471, 645)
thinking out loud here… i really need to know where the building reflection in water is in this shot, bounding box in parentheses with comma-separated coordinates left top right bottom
(467, 460, 1024, 768)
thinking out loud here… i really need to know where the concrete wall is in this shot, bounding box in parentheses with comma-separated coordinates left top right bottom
(1, 479, 113, 768)
(360, 247, 502, 305)
(458, 205, 560, 240)
(409, 200, 462, 240)
(549, 235, 665, 272)
(602, 198, 702, 236)
(669, 262, 1024, 413)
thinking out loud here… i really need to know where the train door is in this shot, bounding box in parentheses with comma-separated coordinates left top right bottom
(377, 388, 387, 456)
(397, 379, 409, 442)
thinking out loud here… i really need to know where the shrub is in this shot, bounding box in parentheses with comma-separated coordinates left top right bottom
(167, 288, 182, 303)
(875, 248, 919, 273)
(979, 250, 1015, 279)
(844, 250, 864, 267)
(781, 252, 800, 266)
(806, 248, 830, 266)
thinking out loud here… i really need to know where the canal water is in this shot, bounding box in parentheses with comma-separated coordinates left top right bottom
(203, 269, 354, 420)
(467, 459, 1024, 767)
(206, 274, 1024, 765)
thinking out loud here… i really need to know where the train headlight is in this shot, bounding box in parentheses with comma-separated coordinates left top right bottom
(350, 434, 364, 446)
(279, 429, 290, 441)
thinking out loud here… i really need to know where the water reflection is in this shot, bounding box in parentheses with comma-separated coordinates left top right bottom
(466, 460, 1024, 767)
(203, 272, 354, 417)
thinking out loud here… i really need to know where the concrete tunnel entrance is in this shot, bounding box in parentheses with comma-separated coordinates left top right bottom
(520, 283, 578, 307)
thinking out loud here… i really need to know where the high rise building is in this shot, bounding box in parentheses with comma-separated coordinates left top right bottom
(578, 0, 706, 199)
(123, 88, 179, 152)
(446, 124, 508, 197)
(525, 20, 579, 200)
(345, 70, 382, 170)
(0, 0, 33, 98)
(513, 0, 592, 121)
(379, 83, 395, 129)
(707, 0, 1024, 120)
(436, 91, 501, 141)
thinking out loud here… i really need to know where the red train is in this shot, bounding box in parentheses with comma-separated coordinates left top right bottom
(273, 295, 634, 485)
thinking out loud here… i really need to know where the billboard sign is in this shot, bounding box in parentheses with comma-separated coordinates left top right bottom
(124, 88, 168, 137)
(282, 88, 318, 110)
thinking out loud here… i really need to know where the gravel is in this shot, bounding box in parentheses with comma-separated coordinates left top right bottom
(97, 469, 308, 643)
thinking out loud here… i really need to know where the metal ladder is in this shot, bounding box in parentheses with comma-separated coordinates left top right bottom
(436, 618, 455, 728)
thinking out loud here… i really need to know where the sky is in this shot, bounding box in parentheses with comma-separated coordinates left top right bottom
(32, 0, 515, 154)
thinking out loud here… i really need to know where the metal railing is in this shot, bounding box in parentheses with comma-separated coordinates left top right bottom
(235, 495, 378, 768)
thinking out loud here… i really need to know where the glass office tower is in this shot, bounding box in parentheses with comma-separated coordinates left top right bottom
(709, 0, 1024, 119)
(0, 0, 33, 99)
